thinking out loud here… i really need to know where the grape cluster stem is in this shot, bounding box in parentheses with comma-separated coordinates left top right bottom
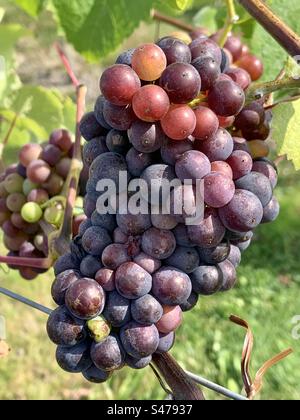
(238, 0, 300, 58)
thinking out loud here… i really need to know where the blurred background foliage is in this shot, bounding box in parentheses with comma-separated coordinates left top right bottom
(0, 0, 299, 400)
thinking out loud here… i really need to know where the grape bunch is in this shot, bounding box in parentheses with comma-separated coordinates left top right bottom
(0, 129, 87, 280)
(48, 31, 279, 382)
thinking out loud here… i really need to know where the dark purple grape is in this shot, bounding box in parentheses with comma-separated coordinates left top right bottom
(113, 227, 129, 244)
(198, 242, 230, 265)
(115, 262, 152, 299)
(102, 244, 130, 270)
(47, 306, 86, 347)
(262, 196, 280, 223)
(219, 190, 263, 232)
(235, 172, 273, 207)
(80, 112, 106, 141)
(103, 101, 135, 131)
(161, 139, 193, 166)
(80, 255, 103, 278)
(252, 159, 278, 189)
(91, 211, 117, 232)
(82, 226, 112, 256)
(126, 355, 152, 369)
(156, 332, 175, 353)
(141, 164, 176, 205)
(120, 322, 159, 358)
(56, 341, 92, 373)
(106, 130, 130, 155)
(175, 150, 211, 183)
(156, 37, 192, 65)
(234, 102, 265, 131)
(180, 291, 199, 312)
(78, 219, 92, 236)
(195, 128, 234, 162)
(100, 64, 141, 106)
(65, 278, 106, 320)
(126, 148, 155, 177)
(131, 295, 163, 325)
(218, 260, 237, 291)
(208, 79, 245, 117)
(191, 265, 222, 295)
(152, 267, 192, 305)
(103, 291, 131, 327)
(233, 137, 250, 153)
(173, 224, 196, 248)
(225, 67, 251, 90)
(220, 48, 230, 73)
(142, 228, 176, 260)
(116, 48, 135, 66)
(117, 212, 151, 236)
(128, 120, 165, 153)
(159, 63, 201, 104)
(224, 35, 243, 62)
(54, 253, 79, 276)
(82, 365, 111, 383)
(89, 153, 128, 191)
(187, 207, 225, 249)
(165, 246, 199, 274)
(52, 270, 82, 305)
(55, 157, 71, 178)
(84, 195, 97, 218)
(204, 172, 235, 208)
(83, 137, 108, 167)
(227, 245, 242, 268)
(133, 253, 161, 274)
(49, 129, 73, 152)
(94, 95, 112, 130)
(227, 150, 253, 180)
(91, 334, 125, 371)
(190, 37, 222, 64)
(192, 56, 221, 91)
(41, 145, 62, 166)
(151, 212, 178, 231)
(95, 268, 116, 292)
(17, 163, 27, 178)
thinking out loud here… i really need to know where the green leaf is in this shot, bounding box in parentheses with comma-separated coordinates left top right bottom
(13, 0, 45, 17)
(272, 99, 300, 170)
(193, 5, 218, 33)
(248, 0, 300, 81)
(0, 86, 76, 142)
(0, 24, 29, 107)
(52, 0, 155, 61)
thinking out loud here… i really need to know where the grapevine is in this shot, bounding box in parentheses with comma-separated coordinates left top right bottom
(0, 0, 299, 401)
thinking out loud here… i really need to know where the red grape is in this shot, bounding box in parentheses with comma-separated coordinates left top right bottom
(132, 44, 167, 81)
(161, 104, 196, 140)
(132, 85, 170, 122)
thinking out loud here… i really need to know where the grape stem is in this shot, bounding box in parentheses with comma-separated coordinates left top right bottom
(238, 0, 300, 58)
(151, 10, 195, 32)
(152, 353, 205, 400)
(55, 43, 80, 88)
(219, 0, 239, 48)
(0, 255, 52, 269)
(53, 83, 86, 256)
(246, 75, 300, 102)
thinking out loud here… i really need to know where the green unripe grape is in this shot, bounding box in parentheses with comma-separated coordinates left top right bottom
(44, 205, 63, 226)
(0, 181, 9, 198)
(23, 179, 39, 196)
(7, 193, 26, 212)
(21, 202, 43, 223)
(4, 173, 24, 194)
(73, 196, 84, 217)
(87, 316, 111, 343)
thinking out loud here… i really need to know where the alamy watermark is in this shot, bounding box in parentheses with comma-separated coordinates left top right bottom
(93, 173, 205, 225)
(291, 315, 300, 340)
